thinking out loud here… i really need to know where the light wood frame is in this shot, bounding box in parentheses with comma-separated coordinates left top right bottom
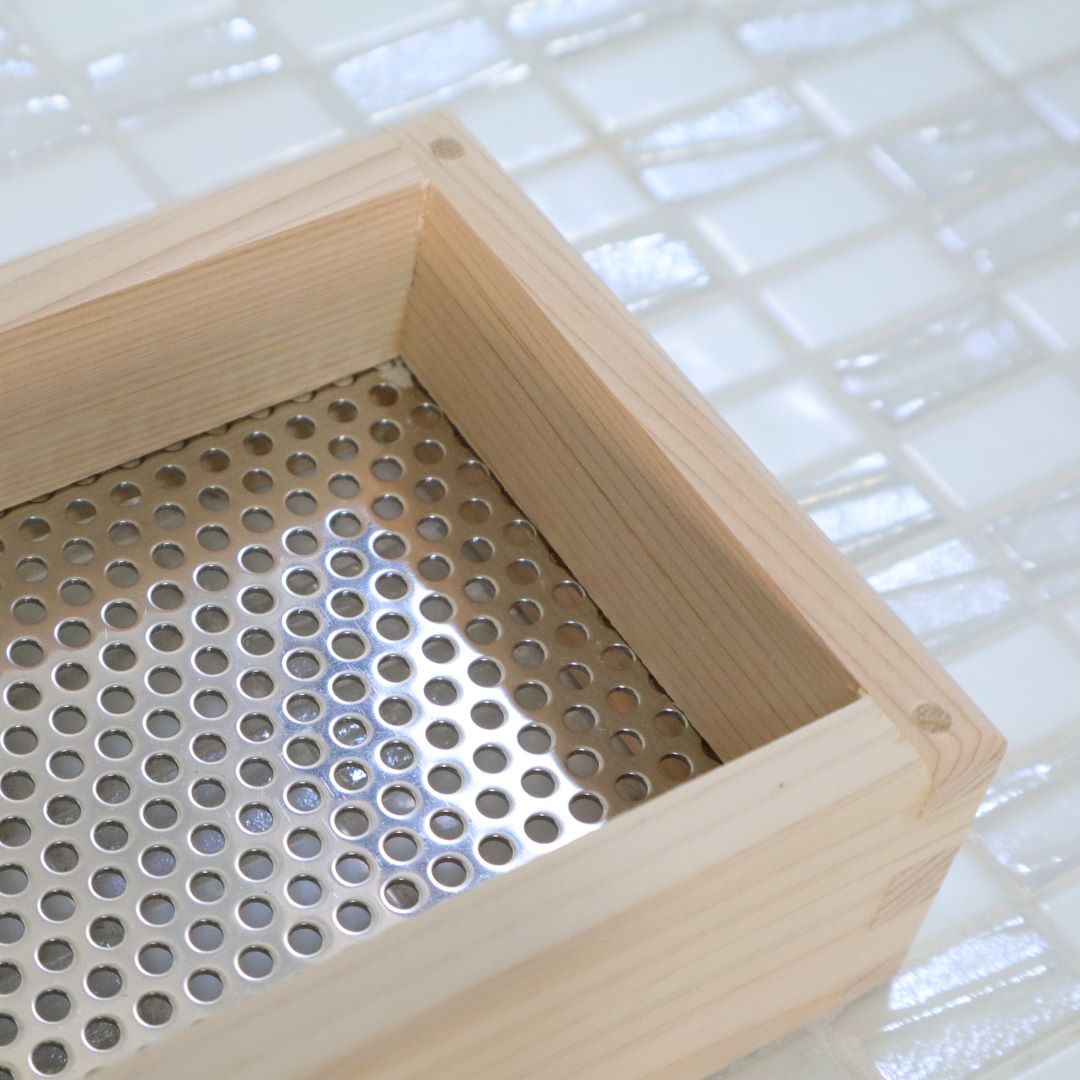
(0, 114, 1004, 1080)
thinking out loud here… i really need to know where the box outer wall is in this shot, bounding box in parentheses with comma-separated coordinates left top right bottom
(0, 115, 1005, 1079)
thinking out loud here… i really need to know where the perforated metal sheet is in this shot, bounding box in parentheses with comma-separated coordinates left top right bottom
(0, 359, 717, 1078)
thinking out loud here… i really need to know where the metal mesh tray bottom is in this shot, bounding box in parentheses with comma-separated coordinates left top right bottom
(0, 359, 716, 1078)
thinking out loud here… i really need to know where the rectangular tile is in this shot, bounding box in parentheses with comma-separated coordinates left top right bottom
(559, 18, 752, 133)
(959, 0, 1080, 77)
(763, 230, 968, 349)
(1039, 875, 1080, 962)
(794, 452, 938, 556)
(503, 0, 664, 49)
(263, 0, 460, 59)
(873, 92, 1055, 199)
(696, 155, 893, 273)
(22, 0, 232, 62)
(977, 742, 1080, 889)
(0, 61, 83, 158)
(86, 16, 281, 123)
(734, 0, 917, 60)
(839, 916, 1080, 1080)
(947, 622, 1080, 759)
(713, 1033, 848, 1079)
(626, 87, 825, 203)
(1025, 64, 1080, 143)
(908, 844, 1013, 960)
(128, 77, 343, 197)
(906, 373, 1080, 509)
(0, 143, 154, 265)
(521, 150, 649, 242)
(582, 231, 710, 310)
(332, 16, 514, 121)
(454, 81, 587, 171)
(646, 296, 784, 396)
(1007, 255, 1080, 350)
(1011, 1040, 1080, 1080)
(938, 163, 1080, 276)
(833, 300, 1039, 424)
(990, 480, 1080, 599)
(866, 538, 1019, 649)
(796, 27, 988, 136)
(719, 377, 863, 478)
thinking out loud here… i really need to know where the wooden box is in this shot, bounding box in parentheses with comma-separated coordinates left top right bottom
(0, 115, 1004, 1080)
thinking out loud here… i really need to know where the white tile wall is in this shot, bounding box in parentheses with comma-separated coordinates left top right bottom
(2, 0, 1080, 1077)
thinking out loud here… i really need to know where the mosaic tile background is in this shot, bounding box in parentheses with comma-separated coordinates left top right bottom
(1, 1, 1079, 1076)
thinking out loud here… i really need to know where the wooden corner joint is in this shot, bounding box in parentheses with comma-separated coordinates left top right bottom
(901, 696, 1006, 819)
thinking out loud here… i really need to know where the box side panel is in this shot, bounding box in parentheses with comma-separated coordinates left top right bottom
(0, 183, 424, 510)
(393, 115, 1003, 813)
(402, 184, 858, 763)
(98, 701, 951, 1080)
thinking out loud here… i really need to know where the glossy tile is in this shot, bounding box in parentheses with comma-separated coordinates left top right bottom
(867, 537, 1018, 648)
(1040, 874, 1080, 961)
(646, 296, 784, 395)
(938, 163, 1080, 276)
(947, 623, 1080, 758)
(990, 481, 1080, 599)
(795, 452, 938, 556)
(714, 1033, 848, 1079)
(263, 0, 461, 60)
(0, 142, 154, 265)
(582, 231, 710, 309)
(763, 230, 968, 349)
(521, 149, 649, 241)
(839, 917, 1080, 1080)
(906, 373, 1080, 509)
(908, 844, 1014, 959)
(1007, 255, 1080, 350)
(502, 0, 666, 51)
(0, 15, 85, 159)
(833, 300, 1039, 424)
(873, 92, 1055, 199)
(977, 744, 1080, 888)
(454, 81, 588, 171)
(720, 377, 863, 478)
(332, 16, 514, 120)
(796, 28, 989, 136)
(627, 87, 825, 203)
(21, 0, 233, 62)
(696, 156, 893, 273)
(86, 15, 282, 124)
(128, 77, 343, 196)
(958, 0, 1080, 77)
(1009, 1040, 1080, 1080)
(1025, 64, 1080, 143)
(734, 0, 918, 60)
(559, 18, 753, 133)
(0, 63, 83, 158)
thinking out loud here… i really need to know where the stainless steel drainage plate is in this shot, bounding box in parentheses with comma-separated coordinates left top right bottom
(0, 360, 716, 1077)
